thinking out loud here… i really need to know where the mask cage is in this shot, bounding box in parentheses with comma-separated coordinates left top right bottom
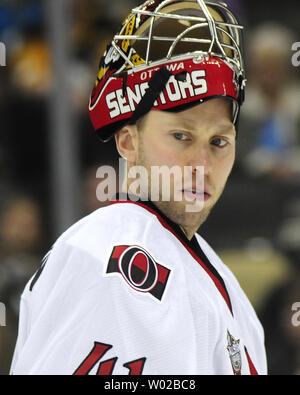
(112, 0, 245, 81)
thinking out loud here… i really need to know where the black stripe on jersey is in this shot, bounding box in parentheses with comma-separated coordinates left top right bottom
(188, 236, 233, 315)
(29, 247, 52, 291)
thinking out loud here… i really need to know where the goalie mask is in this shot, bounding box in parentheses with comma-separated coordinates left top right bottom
(89, 0, 246, 142)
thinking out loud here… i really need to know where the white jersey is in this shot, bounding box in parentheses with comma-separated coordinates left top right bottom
(11, 197, 267, 375)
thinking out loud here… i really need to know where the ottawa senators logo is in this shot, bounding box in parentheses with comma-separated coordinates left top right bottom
(106, 245, 171, 301)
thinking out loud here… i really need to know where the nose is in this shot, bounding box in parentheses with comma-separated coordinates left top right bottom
(189, 145, 213, 176)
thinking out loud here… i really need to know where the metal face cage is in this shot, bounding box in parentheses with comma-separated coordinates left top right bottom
(112, 0, 245, 82)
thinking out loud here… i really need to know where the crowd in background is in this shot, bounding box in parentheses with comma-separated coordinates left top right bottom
(0, 0, 299, 375)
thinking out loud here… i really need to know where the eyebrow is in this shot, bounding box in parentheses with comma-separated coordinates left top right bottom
(177, 120, 236, 136)
(214, 125, 236, 136)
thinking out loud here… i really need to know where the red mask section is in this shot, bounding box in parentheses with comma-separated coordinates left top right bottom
(89, 56, 239, 136)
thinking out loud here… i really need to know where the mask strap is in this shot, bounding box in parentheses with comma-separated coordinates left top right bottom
(128, 67, 172, 125)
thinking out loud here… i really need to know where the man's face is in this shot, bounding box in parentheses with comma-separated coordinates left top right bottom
(128, 98, 236, 238)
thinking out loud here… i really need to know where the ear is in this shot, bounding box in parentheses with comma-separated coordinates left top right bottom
(115, 124, 138, 164)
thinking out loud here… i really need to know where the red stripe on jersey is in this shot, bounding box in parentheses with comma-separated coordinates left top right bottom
(110, 200, 233, 316)
(244, 347, 259, 375)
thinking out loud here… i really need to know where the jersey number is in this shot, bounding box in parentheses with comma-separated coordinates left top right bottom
(73, 342, 146, 375)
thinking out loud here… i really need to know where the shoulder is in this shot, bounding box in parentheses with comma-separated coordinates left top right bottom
(24, 203, 169, 313)
(60, 202, 161, 261)
(27, 202, 168, 293)
(25, 202, 185, 319)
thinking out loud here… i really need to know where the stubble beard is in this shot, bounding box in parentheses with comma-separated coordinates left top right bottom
(132, 142, 221, 235)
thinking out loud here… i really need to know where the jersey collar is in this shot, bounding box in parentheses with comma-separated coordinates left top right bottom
(110, 193, 195, 244)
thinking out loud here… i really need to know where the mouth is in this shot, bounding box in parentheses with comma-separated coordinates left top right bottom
(182, 189, 211, 202)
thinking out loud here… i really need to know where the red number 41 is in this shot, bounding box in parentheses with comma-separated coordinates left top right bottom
(73, 342, 146, 375)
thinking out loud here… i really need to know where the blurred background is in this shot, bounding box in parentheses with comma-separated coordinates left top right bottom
(0, 0, 299, 375)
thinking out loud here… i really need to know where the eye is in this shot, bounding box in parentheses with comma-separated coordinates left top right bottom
(211, 137, 229, 148)
(173, 132, 190, 141)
